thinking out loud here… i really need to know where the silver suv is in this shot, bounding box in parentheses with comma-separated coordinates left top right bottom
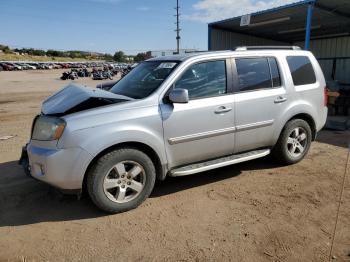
(21, 47, 328, 213)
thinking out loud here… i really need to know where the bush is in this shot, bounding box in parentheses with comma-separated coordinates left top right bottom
(0, 45, 11, 54)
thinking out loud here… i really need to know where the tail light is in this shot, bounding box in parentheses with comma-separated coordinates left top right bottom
(324, 86, 328, 107)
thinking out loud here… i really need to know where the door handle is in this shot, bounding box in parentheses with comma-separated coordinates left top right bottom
(274, 96, 287, 103)
(215, 106, 232, 114)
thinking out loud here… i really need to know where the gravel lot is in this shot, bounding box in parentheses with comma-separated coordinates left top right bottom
(0, 70, 349, 262)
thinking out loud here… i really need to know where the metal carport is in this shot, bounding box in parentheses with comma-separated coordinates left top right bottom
(208, 0, 350, 122)
(208, 0, 350, 51)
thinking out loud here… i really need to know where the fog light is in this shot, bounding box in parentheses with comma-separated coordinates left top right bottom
(39, 164, 45, 175)
(34, 163, 45, 176)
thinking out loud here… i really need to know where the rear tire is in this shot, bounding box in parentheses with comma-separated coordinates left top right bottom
(272, 119, 312, 164)
(87, 148, 156, 213)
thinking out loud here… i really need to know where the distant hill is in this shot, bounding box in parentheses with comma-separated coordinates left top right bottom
(0, 52, 101, 62)
(0, 44, 109, 61)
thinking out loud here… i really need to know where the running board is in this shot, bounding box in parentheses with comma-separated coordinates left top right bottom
(169, 149, 270, 177)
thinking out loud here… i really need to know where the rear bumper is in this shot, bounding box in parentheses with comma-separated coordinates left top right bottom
(27, 143, 93, 190)
(317, 106, 328, 132)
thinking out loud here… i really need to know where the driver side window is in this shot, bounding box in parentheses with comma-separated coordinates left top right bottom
(175, 60, 227, 99)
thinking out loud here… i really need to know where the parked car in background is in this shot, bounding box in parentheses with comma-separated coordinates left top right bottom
(28, 63, 39, 69)
(61, 63, 70, 69)
(0, 62, 14, 71)
(18, 63, 28, 70)
(23, 63, 37, 70)
(7, 63, 22, 70)
(33, 63, 45, 70)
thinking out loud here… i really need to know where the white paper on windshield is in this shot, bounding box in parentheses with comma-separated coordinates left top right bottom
(156, 62, 177, 69)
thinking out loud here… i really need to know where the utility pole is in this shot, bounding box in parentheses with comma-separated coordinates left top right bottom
(175, 0, 181, 54)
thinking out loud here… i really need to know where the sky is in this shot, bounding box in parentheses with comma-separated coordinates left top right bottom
(0, 0, 297, 55)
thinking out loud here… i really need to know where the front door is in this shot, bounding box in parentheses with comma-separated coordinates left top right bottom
(160, 59, 235, 168)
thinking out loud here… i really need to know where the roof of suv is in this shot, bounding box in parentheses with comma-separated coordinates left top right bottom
(147, 51, 232, 62)
(147, 48, 312, 62)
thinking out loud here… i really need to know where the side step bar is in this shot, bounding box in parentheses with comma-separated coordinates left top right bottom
(169, 149, 270, 177)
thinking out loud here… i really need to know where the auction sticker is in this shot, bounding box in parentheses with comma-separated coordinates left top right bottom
(156, 62, 177, 69)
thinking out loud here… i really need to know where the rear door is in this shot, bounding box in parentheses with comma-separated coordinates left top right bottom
(232, 56, 290, 153)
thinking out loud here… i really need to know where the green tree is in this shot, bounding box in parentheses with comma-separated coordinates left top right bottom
(68, 51, 84, 59)
(133, 51, 152, 63)
(46, 49, 64, 57)
(104, 53, 114, 61)
(32, 49, 46, 56)
(0, 45, 11, 54)
(113, 51, 125, 62)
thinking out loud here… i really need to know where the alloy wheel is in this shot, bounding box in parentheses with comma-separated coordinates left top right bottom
(286, 127, 308, 158)
(103, 161, 146, 203)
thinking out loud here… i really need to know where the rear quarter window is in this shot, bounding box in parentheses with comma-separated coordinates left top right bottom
(286, 56, 316, 86)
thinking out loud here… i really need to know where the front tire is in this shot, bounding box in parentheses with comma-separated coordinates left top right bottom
(272, 119, 312, 164)
(87, 148, 156, 213)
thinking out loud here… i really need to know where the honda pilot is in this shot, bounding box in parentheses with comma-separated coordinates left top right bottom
(20, 46, 328, 213)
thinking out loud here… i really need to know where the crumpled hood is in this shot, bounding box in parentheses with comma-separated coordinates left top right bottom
(42, 84, 133, 115)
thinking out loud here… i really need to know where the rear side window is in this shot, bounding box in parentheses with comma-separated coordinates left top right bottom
(286, 56, 316, 86)
(235, 57, 281, 92)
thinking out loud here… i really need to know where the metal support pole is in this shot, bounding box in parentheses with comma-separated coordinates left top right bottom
(175, 0, 181, 54)
(208, 26, 212, 51)
(331, 58, 337, 80)
(304, 2, 314, 50)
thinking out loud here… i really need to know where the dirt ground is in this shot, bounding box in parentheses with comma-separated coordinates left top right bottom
(0, 70, 349, 262)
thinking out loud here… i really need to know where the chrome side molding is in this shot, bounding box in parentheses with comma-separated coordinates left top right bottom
(235, 120, 274, 132)
(168, 126, 236, 145)
(168, 120, 274, 145)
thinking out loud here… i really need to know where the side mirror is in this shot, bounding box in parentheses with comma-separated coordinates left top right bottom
(168, 88, 189, 104)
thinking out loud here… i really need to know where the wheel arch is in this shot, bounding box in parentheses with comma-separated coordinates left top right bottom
(82, 141, 166, 194)
(281, 113, 317, 141)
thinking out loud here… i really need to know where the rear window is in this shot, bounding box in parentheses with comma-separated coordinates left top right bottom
(235, 57, 281, 92)
(286, 56, 316, 86)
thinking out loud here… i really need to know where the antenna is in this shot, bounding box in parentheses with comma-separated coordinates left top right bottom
(174, 0, 181, 54)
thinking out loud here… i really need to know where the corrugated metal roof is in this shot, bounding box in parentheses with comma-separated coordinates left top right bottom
(209, 0, 314, 26)
(209, 0, 350, 43)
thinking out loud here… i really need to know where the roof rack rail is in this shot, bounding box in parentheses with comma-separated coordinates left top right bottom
(184, 50, 233, 54)
(235, 46, 301, 51)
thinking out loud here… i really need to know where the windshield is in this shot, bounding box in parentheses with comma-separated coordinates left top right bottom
(110, 61, 178, 99)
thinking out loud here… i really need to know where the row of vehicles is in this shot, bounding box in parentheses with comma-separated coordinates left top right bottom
(0, 61, 132, 71)
(61, 64, 137, 81)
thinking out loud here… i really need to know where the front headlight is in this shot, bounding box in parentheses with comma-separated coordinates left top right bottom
(32, 116, 66, 141)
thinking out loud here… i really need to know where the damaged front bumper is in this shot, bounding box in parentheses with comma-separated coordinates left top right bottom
(19, 142, 93, 190)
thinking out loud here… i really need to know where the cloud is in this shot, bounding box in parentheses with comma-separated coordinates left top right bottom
(185, 0, 298, 23)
